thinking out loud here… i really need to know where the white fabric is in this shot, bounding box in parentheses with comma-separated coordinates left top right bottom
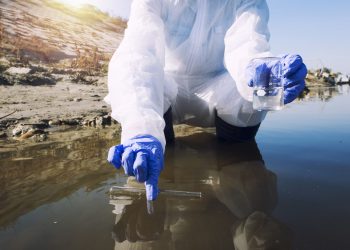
(106, 0, 272, 149)
(233, 211, 293, 250)
(168, 71, 267, 128)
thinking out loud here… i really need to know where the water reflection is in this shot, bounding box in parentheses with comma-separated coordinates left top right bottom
(0, 129, 116, 229)
(110, 133, 293, 250)
(300, 84, 350, 102)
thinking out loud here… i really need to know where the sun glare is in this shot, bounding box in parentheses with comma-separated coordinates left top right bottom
(57, 0, 93, 8)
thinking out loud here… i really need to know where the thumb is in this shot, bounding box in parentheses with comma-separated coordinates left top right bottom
(107, 144, 124, 169)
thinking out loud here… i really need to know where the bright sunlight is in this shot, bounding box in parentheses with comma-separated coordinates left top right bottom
(57, 0, 94, 8)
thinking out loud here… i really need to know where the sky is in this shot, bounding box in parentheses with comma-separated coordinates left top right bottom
(67, 0, 350, 74)
(268, 0, 350, 75)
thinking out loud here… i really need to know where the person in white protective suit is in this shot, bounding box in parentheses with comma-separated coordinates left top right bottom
(107, 0, 307, 200)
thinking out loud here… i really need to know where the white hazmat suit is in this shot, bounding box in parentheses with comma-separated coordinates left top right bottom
(105, 0, 272, 149)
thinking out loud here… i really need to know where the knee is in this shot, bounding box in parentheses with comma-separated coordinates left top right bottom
(215, 110, 261, 142)
(163, 108, 175, 144)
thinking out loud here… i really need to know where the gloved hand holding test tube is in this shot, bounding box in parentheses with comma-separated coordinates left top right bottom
(247, 54, 307, 110)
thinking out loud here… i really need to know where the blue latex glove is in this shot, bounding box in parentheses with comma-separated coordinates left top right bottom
(107, 135, 164, 201)
(247, 54, 307, 104)
(280, 54, 307, 104)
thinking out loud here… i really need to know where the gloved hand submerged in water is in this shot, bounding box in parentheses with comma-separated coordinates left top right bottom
(108, 135, 164, 201)
(247, 54, 308, 104)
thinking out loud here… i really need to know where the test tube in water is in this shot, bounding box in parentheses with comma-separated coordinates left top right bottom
(109, 185, 202, 198)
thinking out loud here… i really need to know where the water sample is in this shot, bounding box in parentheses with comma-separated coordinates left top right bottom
(253, 87, 284, 111)
(251, 57, 284, 111)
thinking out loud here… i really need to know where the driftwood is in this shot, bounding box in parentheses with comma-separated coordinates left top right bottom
(0, 110, 17, 120)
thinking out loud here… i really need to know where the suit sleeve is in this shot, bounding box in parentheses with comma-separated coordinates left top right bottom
(224, 0, 272, 102)
(106, 0, 166, 149)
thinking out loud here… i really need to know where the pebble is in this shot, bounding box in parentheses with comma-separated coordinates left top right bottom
(88, 120, 96, 127)
(95, 116, 107, 126)
(91, 115, 111, 126)
(31, 132, 48, 142)
(5, 67, 32, 75)
(12, 124, 31, 136)
(49, 119, 62, 126)
(31, 123, 49, 129)
(61, 119, 80, 126)
(0, 132, 7, 138)
(104, 115, 112, 125)
(74, 98, 82, 102)
(12, 126, 22, 136)
(82, 119, 89, 126)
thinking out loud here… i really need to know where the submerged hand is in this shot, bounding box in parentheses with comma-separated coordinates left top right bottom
(107, 135, 164, 201)
(246, 54, 307, 104)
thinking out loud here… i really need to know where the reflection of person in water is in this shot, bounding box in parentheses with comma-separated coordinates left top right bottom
(111, 196, 168, 243)
(109, 133, 293, 249)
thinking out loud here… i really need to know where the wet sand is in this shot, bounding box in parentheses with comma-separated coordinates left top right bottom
(0, 79, 109, 124)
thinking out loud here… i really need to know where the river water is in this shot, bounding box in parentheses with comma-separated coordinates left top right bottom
(0, 85, 349, 250)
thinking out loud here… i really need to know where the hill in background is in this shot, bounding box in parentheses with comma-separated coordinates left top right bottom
(0, 0, 126, 64)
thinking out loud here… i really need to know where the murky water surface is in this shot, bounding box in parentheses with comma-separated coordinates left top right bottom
(0, 86, 350, 250)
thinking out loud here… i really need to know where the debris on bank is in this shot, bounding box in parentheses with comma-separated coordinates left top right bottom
(0, 57, 107, 86)
(0, 113, 118, 142)
(306, 68, 350, 86)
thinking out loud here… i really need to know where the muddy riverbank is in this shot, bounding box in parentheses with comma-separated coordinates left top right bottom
(0, 77, 120, 145)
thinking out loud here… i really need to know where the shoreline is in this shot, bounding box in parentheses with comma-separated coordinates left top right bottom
(0, 78, 117, 143)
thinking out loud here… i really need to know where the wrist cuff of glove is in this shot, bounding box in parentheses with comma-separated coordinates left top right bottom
(121, 123, 166, 152)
